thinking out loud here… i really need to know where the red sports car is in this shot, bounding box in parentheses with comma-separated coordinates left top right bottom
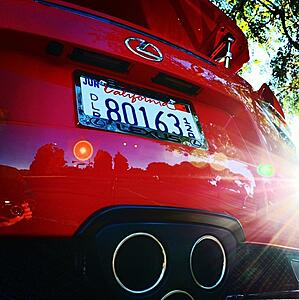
(0, 0, 298, 299)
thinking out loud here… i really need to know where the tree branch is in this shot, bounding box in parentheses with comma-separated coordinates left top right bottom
(252, 0, 299, 50)
(255, 0, 277, 13)
(278, 9, 299, 50)
(277, 85, 297, 96)
(231, 0, 248, 20)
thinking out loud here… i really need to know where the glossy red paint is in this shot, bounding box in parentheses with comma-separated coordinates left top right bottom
(0, 0, 298, 252)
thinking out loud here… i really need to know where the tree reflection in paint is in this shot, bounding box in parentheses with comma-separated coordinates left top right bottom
(30, 143, 66, 175)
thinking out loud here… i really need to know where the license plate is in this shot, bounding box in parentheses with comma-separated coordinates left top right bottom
(74, 72, 208, 149)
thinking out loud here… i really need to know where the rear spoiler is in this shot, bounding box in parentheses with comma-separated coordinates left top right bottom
(164, 0, 250, 72)
(48, 0, 250, 72)
(258, 83, 285, 119)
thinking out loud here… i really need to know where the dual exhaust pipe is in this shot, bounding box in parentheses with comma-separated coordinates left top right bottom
(112, 232, 226, 297)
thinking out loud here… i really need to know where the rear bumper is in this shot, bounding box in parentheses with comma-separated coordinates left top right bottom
(0, 206, 298, 299)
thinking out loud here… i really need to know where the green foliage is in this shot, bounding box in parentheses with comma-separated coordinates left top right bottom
(211, 0, 299, 115)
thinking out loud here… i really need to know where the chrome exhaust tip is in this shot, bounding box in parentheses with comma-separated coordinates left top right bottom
(190, 235, 226, 289)
(112, 232, 166, 294)
(161, 290, 194, 300)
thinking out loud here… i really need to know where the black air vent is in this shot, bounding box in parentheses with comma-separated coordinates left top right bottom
(152, 73, 199, 95)
(70, 48, 130, 73)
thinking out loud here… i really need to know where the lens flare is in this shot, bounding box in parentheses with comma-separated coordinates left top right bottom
(257, 163, 275, 177)
(73, 140, 93, 161)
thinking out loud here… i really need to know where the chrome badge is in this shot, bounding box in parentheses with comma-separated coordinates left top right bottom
(124, 37, 163, 62)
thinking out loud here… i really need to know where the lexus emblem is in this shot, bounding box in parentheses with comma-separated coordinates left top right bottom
(124, 37, 163, 62)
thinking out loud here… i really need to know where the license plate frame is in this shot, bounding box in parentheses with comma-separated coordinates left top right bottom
(74, 71, 208, 149)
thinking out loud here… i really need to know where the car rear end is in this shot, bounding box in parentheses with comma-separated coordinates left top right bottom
(0, 0, 299, 299)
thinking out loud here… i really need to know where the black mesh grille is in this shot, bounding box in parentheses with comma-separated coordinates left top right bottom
(227, 244, 298, 294)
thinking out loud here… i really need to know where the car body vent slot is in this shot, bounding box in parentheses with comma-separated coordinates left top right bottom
(70, 48, 130, 73)
(152, 73, 199, 95)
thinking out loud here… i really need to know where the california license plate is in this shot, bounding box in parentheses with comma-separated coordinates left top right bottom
(75, 72, 207, 149)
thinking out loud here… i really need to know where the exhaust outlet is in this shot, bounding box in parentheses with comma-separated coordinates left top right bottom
(161, 290, 194, 300)
(190, 235, 226, 289)
(112, 232, 166, 294)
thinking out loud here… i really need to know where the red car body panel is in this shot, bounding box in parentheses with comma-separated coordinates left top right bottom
(0, 0, 298, 253)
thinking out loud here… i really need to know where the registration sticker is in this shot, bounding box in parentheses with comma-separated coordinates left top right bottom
(74, 72, 208, 149)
